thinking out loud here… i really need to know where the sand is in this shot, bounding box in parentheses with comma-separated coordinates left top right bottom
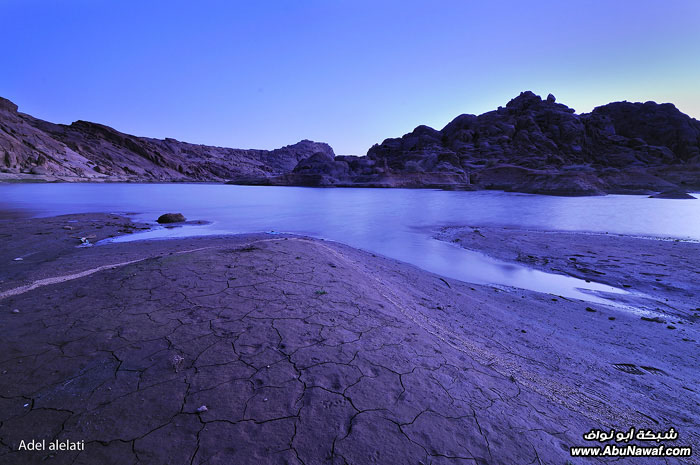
(0, 214, 698, 464)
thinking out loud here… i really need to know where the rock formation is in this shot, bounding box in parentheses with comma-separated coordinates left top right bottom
(3, 92, 699, 195)
(157, 213, 187, 223)
(0, 96, 332, 183)
(355, 91, 700, 195)
(230, 91, 700, 194)
(649, 190, 696, 199)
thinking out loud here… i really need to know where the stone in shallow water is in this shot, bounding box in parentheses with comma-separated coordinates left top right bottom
(157, 213, 186, 223)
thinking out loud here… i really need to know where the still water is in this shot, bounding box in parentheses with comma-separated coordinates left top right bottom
(2, 184, 699, 303)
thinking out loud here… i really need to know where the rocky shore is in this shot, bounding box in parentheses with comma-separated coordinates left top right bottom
(1, 214, 698, 464)
(228, 91, 700, 195)
(3, 92, 700, 196)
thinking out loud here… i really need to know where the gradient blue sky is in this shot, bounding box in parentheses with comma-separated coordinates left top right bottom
(2, 1, 699, 155)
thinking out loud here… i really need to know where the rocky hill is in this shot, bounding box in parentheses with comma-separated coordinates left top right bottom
(251, 91, 698, 195)
(0, 96, 333, 182)
(2, 93, 699, 195)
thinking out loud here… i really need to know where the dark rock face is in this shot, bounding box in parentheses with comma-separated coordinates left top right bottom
(0, 97, 18, 113)
(591, 101, 700, 163)
(360, 91, 700, 195)
(649, 190, 696, 199)
(3, 92, 700, 195)
(287, 152, 351, 186)
(472, 166, 607, 196)
(157, 213, 186, 223)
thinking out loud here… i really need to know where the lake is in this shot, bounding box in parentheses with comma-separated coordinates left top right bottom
(2, 183, 698, 304)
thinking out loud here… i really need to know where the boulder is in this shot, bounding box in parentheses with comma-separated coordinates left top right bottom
(157, 213, 186, 223)
(30, 166, 49, 175)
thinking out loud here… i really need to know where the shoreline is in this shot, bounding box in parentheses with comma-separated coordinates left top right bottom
(1, 214, 698, 464)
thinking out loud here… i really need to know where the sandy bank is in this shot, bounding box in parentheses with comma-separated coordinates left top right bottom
(0, 215, 698, 464)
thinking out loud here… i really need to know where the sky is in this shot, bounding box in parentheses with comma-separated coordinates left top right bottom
(2, 0, 699, 155)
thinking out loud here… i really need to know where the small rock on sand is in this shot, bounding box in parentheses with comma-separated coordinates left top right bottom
(170, 354, 185, 372)
(196, 405, 208, 413)
(11, 309, 20, 314)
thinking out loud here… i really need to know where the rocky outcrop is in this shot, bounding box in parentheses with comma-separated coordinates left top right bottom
(157, 213, 187, 223)
(358, 91, 700, 195)
(649, 190, 696, 199)
(3, 92, 700, 196)
(0, 97, 330, 182)
(591, 101, 700, 163)
(231, 91, 699, 194)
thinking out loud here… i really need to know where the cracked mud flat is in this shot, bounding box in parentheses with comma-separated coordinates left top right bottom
(1, 215, 699, 464)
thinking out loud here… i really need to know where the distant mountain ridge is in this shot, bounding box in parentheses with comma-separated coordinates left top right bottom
(2, 92, 699, 195)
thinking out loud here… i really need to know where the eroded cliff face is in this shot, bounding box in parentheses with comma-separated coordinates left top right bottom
(357, 91, 700, 194)
(231, 91, 699, 194)
(0, 96, 333, 182)
(3, 92, 699, 195)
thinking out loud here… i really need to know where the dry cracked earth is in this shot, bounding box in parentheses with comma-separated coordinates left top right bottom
(0, 215, 698, 464)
